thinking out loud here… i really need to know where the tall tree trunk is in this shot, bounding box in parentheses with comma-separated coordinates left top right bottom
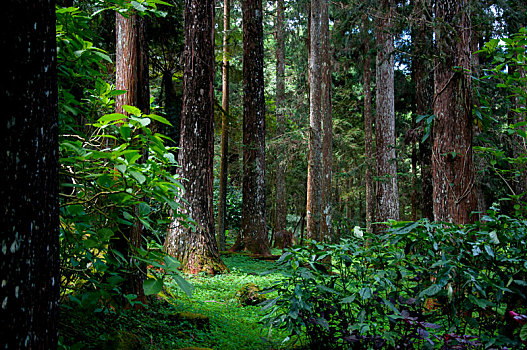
(2, 0, 59, 347)
(234, 0, 271, 255)
(412, 0, 434, 220)
(321, 0, 333, 241)
(433, 0, 476, 224)
(217, 0, 230, 252)
(375, 0, 399, 227)
(275, 0, 287, 235)
(307, 0, 323, 241)
(165, 0, 227, 274)
(115, 11, 149, 305)
(160, 70, 181, 154)
(362, 17, 375, 233)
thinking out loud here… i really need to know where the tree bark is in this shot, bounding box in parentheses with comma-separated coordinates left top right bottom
(433, 0, 476, 224)
(1, 0, 59, 347)
(375, 0, 400, 227)
(307, 0, 323, 241)
(275, 0, 287, 235)
(115, 11, 149, 305)
(217, 0, 230, 252)
(234, 0, 271, 255)
(165, 0, 227, 274)
(362, 17, 375, 233)
(321, 0, 333, 242)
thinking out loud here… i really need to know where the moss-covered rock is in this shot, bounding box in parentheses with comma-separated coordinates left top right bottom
(235, 282, 266, 306)
(103, 330, 142, 350)
(170, 312, 210, 329)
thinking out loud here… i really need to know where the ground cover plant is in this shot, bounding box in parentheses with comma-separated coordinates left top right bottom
(59, 251, 297, 349)
(261, 208, 527, 349)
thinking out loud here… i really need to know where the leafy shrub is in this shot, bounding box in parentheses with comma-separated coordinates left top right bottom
(262, 209, 527, 349)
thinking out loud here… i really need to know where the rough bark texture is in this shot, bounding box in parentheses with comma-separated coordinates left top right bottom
(165, 0, 227, 274)
(433, 0, 476, 224)
(217, 0, 230, 252)
(362, 18, 375, 233)
(274, 0, 287, 235)
(412, 0, 434, 220)
(235, 0, 271, 255)
(307, 0, 323, 241)
(375, 0, 400, 226)
(320, 0, 333, 242)
(1, 0, 60, 347)
(115, 11, 149, 305)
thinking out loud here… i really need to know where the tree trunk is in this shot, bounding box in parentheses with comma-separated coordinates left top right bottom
(233, 0, 271, 255)
(1, 1, 59, 347)
(433, 0, 476, 224)
(412, 0, 434, 220)
(362, 17, 375, 233)
(275, 0, 287, 234)
(321, 0, 333, 242)
(160, 70, 181, 154)
(307, 0, 323, 241)
(217, 0, 230, 252)
(375, 0, 400, 227)
(115, 11, 149, 305)
(165, 0, 227, 274)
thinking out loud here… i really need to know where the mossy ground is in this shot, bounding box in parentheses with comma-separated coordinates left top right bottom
(59, 250, 299, 350)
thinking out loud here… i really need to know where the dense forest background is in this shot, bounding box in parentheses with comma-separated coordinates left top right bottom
(2, 0, 527, 348)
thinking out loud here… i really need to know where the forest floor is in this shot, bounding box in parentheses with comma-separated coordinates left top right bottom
(59, 250, 302, 350)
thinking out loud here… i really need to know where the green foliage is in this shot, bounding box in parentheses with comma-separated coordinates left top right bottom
(262, 210, 527, 349)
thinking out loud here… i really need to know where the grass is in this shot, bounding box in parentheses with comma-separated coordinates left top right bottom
(59, 250, 297, 350)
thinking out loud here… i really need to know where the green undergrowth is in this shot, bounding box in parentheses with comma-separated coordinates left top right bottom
(59, 250, 299, 350)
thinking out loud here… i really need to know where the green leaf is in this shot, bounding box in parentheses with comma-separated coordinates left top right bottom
(122, 105, 142, 116)
(143, 278, 163, 295)
(521, 324, 527, 341)
(421, 284, 441, 297)
(164, 255, 181, 272)
(116, 164, 126, 174)
(484, 245, 494, 258)
(172, 274, 194, 298)
(98, 113, 126, 124)
(120, 125, 131, 140)
(489, 231, 500, 244)
(148, 114, 173, 126)
(129, 170, 146, 184)
(359, 287, 372, 300)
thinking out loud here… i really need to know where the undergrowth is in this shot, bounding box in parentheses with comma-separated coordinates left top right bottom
(59, 251, 296, 350)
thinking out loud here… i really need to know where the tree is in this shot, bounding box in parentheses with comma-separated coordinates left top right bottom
(375, 0, 399, 225)
(1, 0, 59, 347)
(362, 15, 375, 233)
(115, 10, 150, 305)
(307, 0, 323, 241)
(231, 0, 271, 255)
(217, 0, 230, 252)
(165, 0, 227, 273)
(433, 0, 476, 224)
(274, 0, 287, 235)
(411, 0, 434, 220)
(321, 0, 333, 241)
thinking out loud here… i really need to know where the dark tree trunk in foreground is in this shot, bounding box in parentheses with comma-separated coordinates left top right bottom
(232, 0, 271, 255)
(321, 0, 333, 241)
(274, 0, 287, 234)
(307, 0, 323, 241)
(217, 0, 230, 252)
(375, 0, 399, 227)
(115, 11, 149, 305)
(412, 0, 434, 220)
(1, 0, 59, 347)
(362, 17, 375, 233)
(433, 0, 476, 224)
(165, 0, 227, 274)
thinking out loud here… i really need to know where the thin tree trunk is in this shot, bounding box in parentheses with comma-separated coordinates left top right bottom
(235, 0, 271, 255)
(275, 0, 287, 234)
(375, 0, 399, 227)
(217, 0, 230, 252)
(2, 1, 59, 346)
(307, 0, 323, 241)
(165, 0, 227, 274)
(321, 0, 333, 242)
(433, 0, 476, 224)
(115, 11, 149, 305)
(362, 17, 374, 233)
